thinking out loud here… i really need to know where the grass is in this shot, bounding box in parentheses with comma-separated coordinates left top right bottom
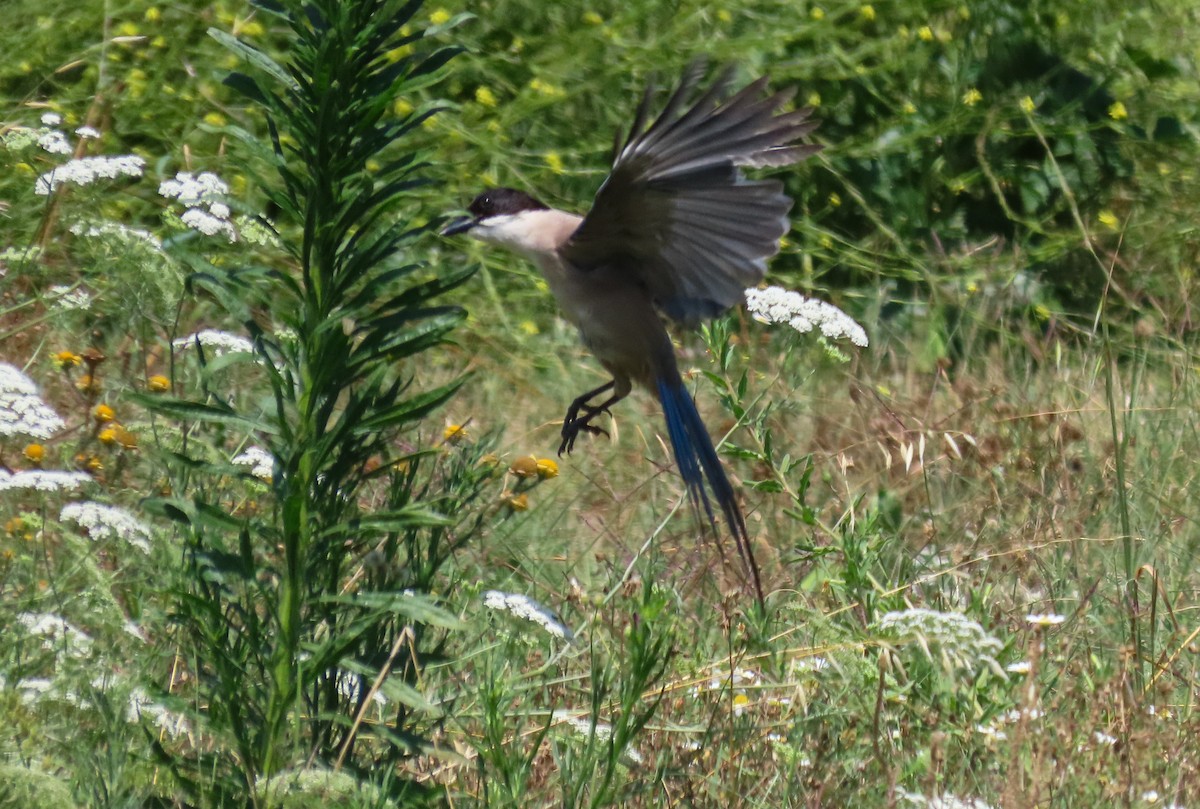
(2, 0, 1200, 807)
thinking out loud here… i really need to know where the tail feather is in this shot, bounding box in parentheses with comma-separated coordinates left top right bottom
(657, 376, 765, 602)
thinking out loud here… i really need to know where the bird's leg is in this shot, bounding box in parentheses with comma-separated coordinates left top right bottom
(559, 380, 625, 456)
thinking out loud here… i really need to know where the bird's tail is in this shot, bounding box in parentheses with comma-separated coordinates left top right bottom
(656, 375, 765, 603)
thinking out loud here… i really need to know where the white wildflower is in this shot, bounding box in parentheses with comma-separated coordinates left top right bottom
(180, 207, 238, 241)
(0, 363, 65, 439)
(483, 590, 573, 641)
(898, 790, 996, 809)
(0, 469, 93, 492)
(334, 670, 387, 708)
(551, 709, 643, 764)
(34, 154, 146, 195)
(1005, 661, 1031, 674)
(128, 687, 191, 738)
(38, 129, 71, 155)
(975, 723, 1007, 741)
(745, 285, 869, 347)
(75, 125, 101, 139)
(877, 608, 1002, 674)
(232, 446, 274, 480)
(173, 329, 254, 357)
(1142, 792, 1160, 804)
(61, 501, 153, 554)
(48, 284, 93, 311)
(1094, 731, 1117, 746)
(791, 656, 829, 674)
(158, 171, 229, 207)
(41, 112, 62, 126)
(1025, 613, 1066, 627)
(17, 612, 93, 657)
(70, 220, 162, 249)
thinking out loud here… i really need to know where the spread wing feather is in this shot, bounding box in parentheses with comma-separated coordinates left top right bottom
(562, 63, 821, 323)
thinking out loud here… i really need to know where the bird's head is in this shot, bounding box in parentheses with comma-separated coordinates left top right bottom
(441, 187, 557, 255)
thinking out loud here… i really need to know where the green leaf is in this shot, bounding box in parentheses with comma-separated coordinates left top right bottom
(208, 28, 300, 93)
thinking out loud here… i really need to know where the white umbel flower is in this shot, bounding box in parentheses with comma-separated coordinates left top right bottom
(34, 154, 146, 195)
(17, 612, 93, 658)
(37, 129, 71, 155)
(232, 446, 274, 480)
(0, 363, 65, 439)
(878, 608, 1002, 674)
(744, 285, 869, 347)
(160, 171, 239, 241)
(48, 284, 93, 311)
(180, 207, 237, 241)
(0, 469, 93, 492)
(61, 501, 153, 554)
(483, 590, 573, 641)
(173, 329, 254, 357)
(551, 709, 644, 764)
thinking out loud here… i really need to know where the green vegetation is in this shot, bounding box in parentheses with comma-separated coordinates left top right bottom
(2, 0, 1199, 807)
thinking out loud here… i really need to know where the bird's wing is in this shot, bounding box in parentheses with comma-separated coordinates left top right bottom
(560, 62, 821, 324)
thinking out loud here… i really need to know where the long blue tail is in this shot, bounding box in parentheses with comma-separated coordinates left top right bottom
(657, 375, 765, 602)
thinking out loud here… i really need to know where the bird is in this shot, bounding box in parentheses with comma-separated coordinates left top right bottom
(442, 62, 821, 602)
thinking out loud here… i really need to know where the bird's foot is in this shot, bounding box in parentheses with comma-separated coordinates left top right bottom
(558, 403, 611, 456)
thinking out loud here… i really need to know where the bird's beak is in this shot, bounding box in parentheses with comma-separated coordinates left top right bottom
(440, 216, 476, 236)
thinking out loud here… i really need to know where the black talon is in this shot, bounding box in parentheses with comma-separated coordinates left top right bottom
(557, 380, 624, 456)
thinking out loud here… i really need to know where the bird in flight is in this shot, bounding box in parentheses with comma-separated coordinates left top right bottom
(443, 63, 821, 602)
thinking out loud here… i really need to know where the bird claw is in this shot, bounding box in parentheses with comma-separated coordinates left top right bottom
(558, 405, 611, 456)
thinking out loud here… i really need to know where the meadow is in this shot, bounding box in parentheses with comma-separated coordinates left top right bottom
(2, 0, 1199, 806)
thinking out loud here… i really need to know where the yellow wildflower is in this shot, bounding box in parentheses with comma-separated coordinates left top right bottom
(144, 7, 161, 22)
(859, 5, 875, 21)
(23, 444, 45, 464)
(429, 8, 451, 25)
(241, 19, 265, 37)
(1098, 210, 1119, 230)
(98, 427, 118, 445)
(85, 455, 103, 472)
(94, 404, 115, 423)
(54, 350, 82, 369)
(716, 9, 732, 23)
(583, 11, 604, 25)
(443, 424, 468, 443)
(529, 78, 566, 98)
(505, 492, 529, 512)
(828, 192, 841, 208)
(544, 151, 564, 174)
(475, 86, 498, 108)
(918, 25, 934, 41)
(1108, 101, 1127, 121)
(76, 374, 100, 394)
(114, 426, 137, 450)
(902, 101, 917, 115)
(393, 98, 414, 117)
(509, 456, 539, 478)
(519, 320, 540, 335)
(117, 22, 139, 37)
(536, 458, 559, 479)
(1019, 96, 1036, 114)
(147, 374, 170, 393)
(810, 7, 825, 20)
(806, 91, 821, 107)
(962, 88, 983, 107)
(203, 111, 227, 127)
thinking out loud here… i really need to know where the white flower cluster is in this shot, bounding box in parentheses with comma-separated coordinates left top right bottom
(75, 125, 101, 139)
(877, 608, 1003, 674)
(38, 129, 71, 155)
(127, 687, 191, 739)
(48, 284, 93, 311)
(483, 590, 573, 641)
(551, 709, 644, 764)
(898, 790, 996, 809)
(70, 220, 162, 249)
(0, 469, 93, 492)
(160, 171, 237, 241)
(17, 612, 93, 658)
(0, 363, 65, 439)
(232, 446, 275, 480)
(34, 154, 146, 195)
(1025, 613, 1066, 627)
(744, 285, 869, 347)
(61, 501, 153, 554)
(173, 329, 255, 357)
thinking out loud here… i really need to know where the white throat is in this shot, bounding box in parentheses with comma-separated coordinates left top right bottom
(471, 208, 581, 259)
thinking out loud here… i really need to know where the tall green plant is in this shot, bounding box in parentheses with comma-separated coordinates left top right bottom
(140, 0, 479, 801)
